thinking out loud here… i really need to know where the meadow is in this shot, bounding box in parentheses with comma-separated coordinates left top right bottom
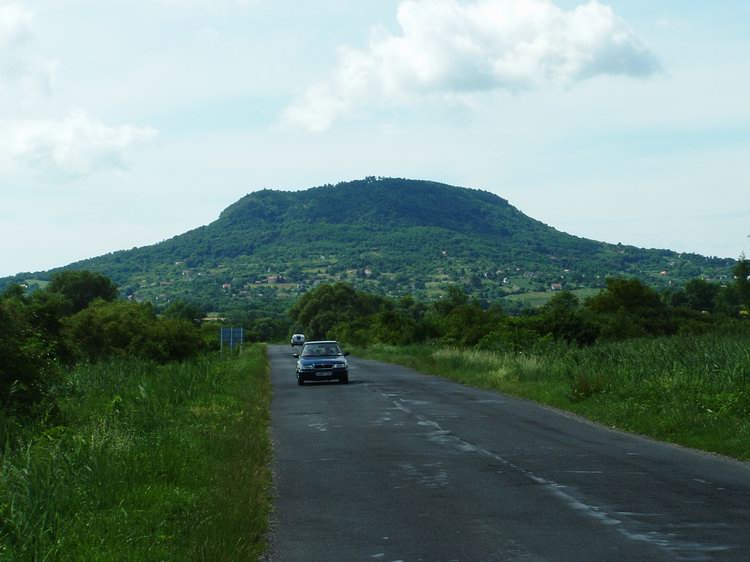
(357, 331, 750, 461)
(0, 346, 270, 561)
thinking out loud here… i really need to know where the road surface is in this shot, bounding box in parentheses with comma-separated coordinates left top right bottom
(265, 345, 750, 561)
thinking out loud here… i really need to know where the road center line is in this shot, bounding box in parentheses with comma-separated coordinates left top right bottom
(383, 394, 729, 558)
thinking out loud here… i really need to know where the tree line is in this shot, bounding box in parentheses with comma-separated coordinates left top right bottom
(1, 271, 213, 426)
(4, 259, 747, 430)
(289, 258, 750, 350)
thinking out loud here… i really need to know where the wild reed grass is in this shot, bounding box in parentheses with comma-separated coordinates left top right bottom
(359, 333, 750, 460)
(1, 346, 271, 561)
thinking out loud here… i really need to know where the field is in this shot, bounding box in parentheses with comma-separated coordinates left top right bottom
(0, 347, 271, 561)
(357, 332, 750, 461)
(502, 287, 602, 308)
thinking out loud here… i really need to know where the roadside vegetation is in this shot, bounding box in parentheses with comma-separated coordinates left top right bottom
(3, 255, 748, 557)
(1, 271, 271, 560)
(290, 258, 750, 461)
(358, 333, 750, 460)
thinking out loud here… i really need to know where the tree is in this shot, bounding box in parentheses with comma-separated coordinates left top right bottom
(147, 317, 206, 362)
(538, 291, 599, 345)
(47, 270, 118, 314)
(247, 317, 289, 342)
(429, 285, 504, 346)
(1, 284, 26, 301)
(587, 278, 663, 315)
(0, 298, 58, 413)
(669, 279, 719, 313)
(586, 278, 676, 339)
(733, 255, 750, 314)
(63, 300, 156, 361)
(289, 283, 383, 340)
(437, 285, 470, 313)
(714, 255, 750, 318)
(64, 300, 206, 362)
(163, 300, 205, 325)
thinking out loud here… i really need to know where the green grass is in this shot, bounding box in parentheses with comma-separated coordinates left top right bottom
(356, 332, 750, 461)
(22, 279, 50, 290)
(0, 346, 271, 561)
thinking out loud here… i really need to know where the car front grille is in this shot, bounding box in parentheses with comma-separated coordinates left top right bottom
(314, 363, 333, 370)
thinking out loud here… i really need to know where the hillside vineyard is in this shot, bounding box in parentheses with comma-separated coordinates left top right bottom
(1, 177, 734, 310)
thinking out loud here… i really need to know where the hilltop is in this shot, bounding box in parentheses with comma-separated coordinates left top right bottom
(1, 177, 734, 310)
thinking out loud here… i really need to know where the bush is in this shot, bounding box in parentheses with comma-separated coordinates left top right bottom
(63, 301, 207, 363)
(0, 298, 59, 415)
(147, 317, 206, 362)
(537, 292, 600, 345)
(47, 270, 118, 314)
(586, 278, 677, 339)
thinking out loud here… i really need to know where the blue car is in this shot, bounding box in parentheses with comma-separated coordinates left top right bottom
(294, 340, 350, 385)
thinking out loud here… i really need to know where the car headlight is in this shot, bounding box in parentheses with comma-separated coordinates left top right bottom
(336, 361, 348, 369)
(300, 363, 314, 370)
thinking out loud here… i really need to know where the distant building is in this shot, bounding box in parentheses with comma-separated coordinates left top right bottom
(550, 283, 563, 291)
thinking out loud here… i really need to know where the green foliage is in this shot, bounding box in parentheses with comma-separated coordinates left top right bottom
(732, 255, 750, 315)
(64, 301, 207, 363)
(586, 278, 677, 339)
(163, 299, 205, 325)
(0, 298, 58, 415)
(1, 285, 25, 300)
(47, 270, 118, 313)
(536, 292, 600, 346)
(289, 282, 429, 346)
(587, 277, 663, 314)
(2, 178, 734, 312)
(357, 331, 750, 460)
(668, 278, 720, 313)
(1, 272, 210, 436)
(290, 270, 748, 355)
(0, 349, 271, 560)
(429, 286, 505, 346)
(289, 282, 383, 340)
(476, 319, 542, 354)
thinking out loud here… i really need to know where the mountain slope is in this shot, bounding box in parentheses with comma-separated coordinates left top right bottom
(2, 177, 734, 309)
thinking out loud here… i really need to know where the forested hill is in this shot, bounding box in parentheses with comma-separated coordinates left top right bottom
(2, 177, 734, 310)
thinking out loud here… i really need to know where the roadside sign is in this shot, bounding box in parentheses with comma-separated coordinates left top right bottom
(220, 327, 244, 353)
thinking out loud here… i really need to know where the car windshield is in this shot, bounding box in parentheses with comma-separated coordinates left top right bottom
(301, 344, 342, 357)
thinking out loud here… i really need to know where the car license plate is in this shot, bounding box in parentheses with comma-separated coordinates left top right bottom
(316, 371, 332, 377)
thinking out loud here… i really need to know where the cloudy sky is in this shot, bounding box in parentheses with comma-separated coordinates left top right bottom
(1, 0, 748, 277)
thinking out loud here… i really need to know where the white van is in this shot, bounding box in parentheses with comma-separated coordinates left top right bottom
(291, 334, 306, 347)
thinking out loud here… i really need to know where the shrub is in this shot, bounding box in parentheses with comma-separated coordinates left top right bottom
(47, 270, 118, 314)
(63, 301, 207, 363)
(0, 299, 59, 415)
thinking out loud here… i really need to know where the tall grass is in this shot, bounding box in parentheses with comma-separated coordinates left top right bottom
(0, 346, 271, 561)
(358, 332, 750, 460)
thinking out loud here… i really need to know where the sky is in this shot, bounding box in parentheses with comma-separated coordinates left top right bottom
(1, 0, 749, 277)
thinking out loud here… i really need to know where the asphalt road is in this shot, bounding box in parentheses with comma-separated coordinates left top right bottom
(265, 345, 750, 562)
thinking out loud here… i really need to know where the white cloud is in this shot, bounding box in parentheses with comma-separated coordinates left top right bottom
(0, 110, 157, 178)
(285, 0, 661, 131)
(0, 3, 32, 46)
(0, 2, 56, 98)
